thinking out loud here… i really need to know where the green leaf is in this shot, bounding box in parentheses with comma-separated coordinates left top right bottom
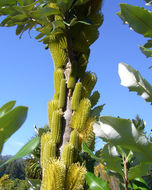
(16, 24, 25, 35)
(57, 0, 74, 13)
(132, 178, 150, 190)
(128, 163, 151, 180)
(94, 116, 152, 163)
(51, 20, 65, 34)
(118, 62, 152, 102)
(139, 45, 152, 58)
(11, 14, 28, 21)
(0, 100, 16, 117)
(144, 40, 152, 48)
(86, 172, 110, 190)
(101, 144, 123, 175)
(117, 4, 152, 37)
(0, 106, 28, 153)
(30, 7, 60, 18)
(90, 105, 105, 118)
(0, 0, 16, 6)
(0, 137, 40, 167)
(82, 142, 101, 162)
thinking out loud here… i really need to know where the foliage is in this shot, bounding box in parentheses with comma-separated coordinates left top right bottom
(0, 101, 28, 153)
(117, 3, 152, 59)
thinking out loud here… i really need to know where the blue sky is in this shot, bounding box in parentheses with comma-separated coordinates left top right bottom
(0, 0, 152, 155)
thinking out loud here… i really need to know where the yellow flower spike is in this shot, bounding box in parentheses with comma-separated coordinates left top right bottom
(48, 99, 58, 129)
(65, 162, 87, 190)
(41, 159, 66, 190)
(89, 90, 100, 108)
(58, 79, 66, 109)
(71, 82, 82, 111)
(49, 37, 67, 68)
(69, 129, 79, 149)
(79, 118, 95, 149)
(43, 140, 56, 165)
(54, 68, 64, 97)
(51, 110, 62, 144)
(67, 61, 77, 89)
(40, 132, 52, 168)
(61, 143, 74, 168)
(71, 98, 91, 131)
(81, 72, 97, 98)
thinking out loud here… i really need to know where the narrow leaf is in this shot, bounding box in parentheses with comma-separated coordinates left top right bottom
(139, 45, 152, 58)
(0, 137, 40, 167)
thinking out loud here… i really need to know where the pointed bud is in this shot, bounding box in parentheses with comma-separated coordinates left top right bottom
(69, 130, 79, 149)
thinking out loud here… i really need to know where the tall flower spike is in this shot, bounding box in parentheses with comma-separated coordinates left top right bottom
(81, 71, 97, 98)
(41, 132, 52, 168)
(79, 118, 95, 149)
(51, 110, 62, 144)
(89, 91, 100, 108)
(67, 61, 77, 89)
(71, 82, 82, 111)
(48, 99, 58, 129)
(65, 163, 87, 190)
(61, 143, 74, 168)
(43, 140, 56, 164)
(54, 68, 65, 97)
(49, 36, 67, 68)
(58, 79, 66, 109)
(41, 159, 66, 190)
(71, 98, 91, 131)
(69, 129, 79, 149)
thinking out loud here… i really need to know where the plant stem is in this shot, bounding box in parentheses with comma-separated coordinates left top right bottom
(123, 157, 128, 190)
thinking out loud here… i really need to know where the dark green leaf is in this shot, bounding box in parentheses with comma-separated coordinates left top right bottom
(90, 105, 105, 118)
(30, 7, 60, 18)
(0, 106, 28, 152)
(17, 0, 24, 6)
(82, 142, 101, 162)
(86, 172, 110, 190)
(117, 4, 152, 37)
(132, 178, 150, 190)
(0, 137, 40, 167)
(0, 100, 16, 117)
(144, 40, 152, 48)
(139, 45, 152, 58)
(16, 24, 25, 35)
(11, 14, 28, 21)
(0, 0, 16, 6)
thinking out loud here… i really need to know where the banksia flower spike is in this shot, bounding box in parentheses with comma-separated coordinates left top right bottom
(81, 72, 97, 98)
(41, 159, 66, 190)
(51, 110, 62, 144)
(71, 82, 82, 111)
(49, 37, 67, 68)
(89, 91, 100, 108)
(69, 130, 79, 149)
(58, 79, 66, 109)
(65, 163, 87, 190)
(41, 132, 52, 168)
(61, 143, 74, 168)
(67, 61, 77, 89)
(54, 68, 65, 97)
(48, 99, 58, 129)
(79, 118, 95, 149)
(71, 98, 91, 131)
